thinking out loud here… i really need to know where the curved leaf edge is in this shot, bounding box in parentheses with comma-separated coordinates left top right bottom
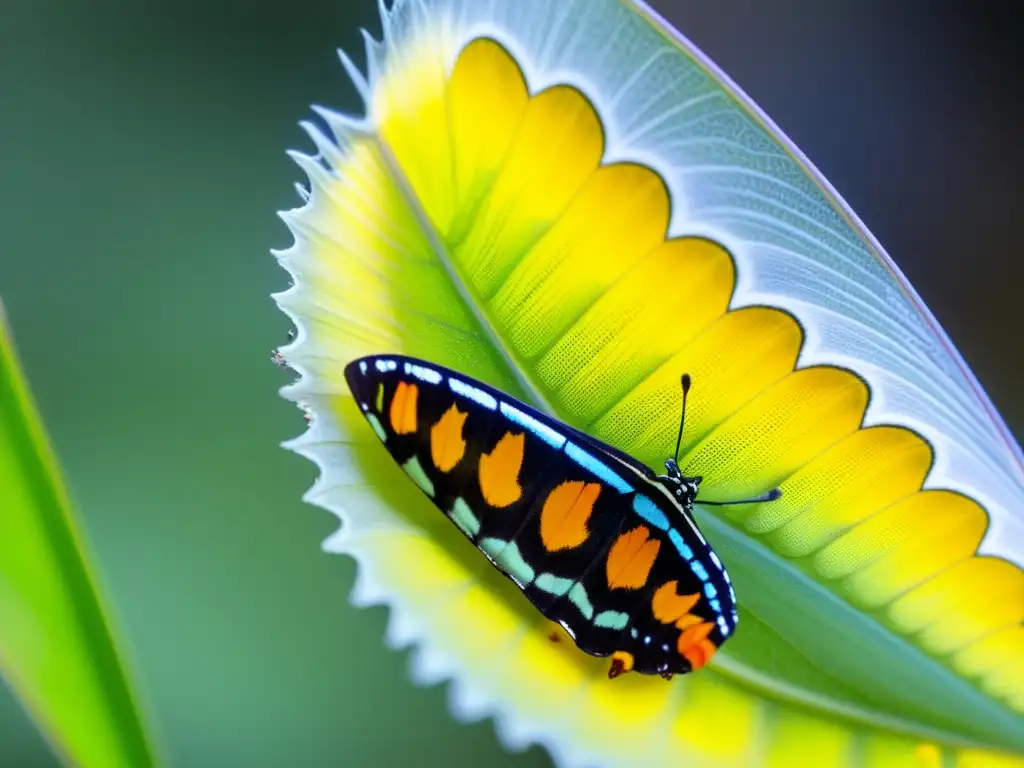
(626, 0, 1024, 477)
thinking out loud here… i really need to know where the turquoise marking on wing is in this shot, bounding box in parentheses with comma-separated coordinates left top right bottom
(594, 610, 629, 630)
(568, 583, 594, 620)
(365, 413, 388, 443)
(704, 583, 718, 599)
(669, 529, 694, 560)
(691, 561, 710, 582)
(449, 376, 497, 410)
(404, 361, 442, 384)
(632, 494, 669, 530)
(402, 456, 434, 496)
(564, 441, 632, 493)
(480, 537, 507, 561)
(495, 541, 535, 585)
(499, 402, 566, 449)
(710, 599, 722, 613)
(535, 573, 573, 597)
(449, 497, 480, 537)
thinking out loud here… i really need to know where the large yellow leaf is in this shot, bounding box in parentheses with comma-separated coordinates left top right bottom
(273, 3, 1024, 766)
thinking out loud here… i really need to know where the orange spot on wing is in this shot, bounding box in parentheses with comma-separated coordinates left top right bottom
(430, 403, 468, 472)
(674, 613, 703, 631)
(388, 380, 419, 434)
(682, 638, 718, 671)
(478, 431, 525, 507)
(606, 526, 661, 590)
(540, 480, 601, 552)
(651, 580, 700, 623)
(677, 621, 715, 669)
(677, 620, 714, 649)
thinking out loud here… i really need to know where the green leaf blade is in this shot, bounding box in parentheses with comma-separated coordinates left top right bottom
(0, 299, 157, 768)
(700, 512, 1024, 751)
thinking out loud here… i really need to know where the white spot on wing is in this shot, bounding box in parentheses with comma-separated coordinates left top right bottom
(500, 402, 566, 449)
(404, 361, 442, 384)
(564, 441, 632, 493)
(449, 377, 497, 410)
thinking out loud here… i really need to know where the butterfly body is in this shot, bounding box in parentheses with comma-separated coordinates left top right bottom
(344, 354, 737, 677)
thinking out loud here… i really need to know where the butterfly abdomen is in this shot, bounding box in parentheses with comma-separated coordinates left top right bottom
(344, 354, 737, 677)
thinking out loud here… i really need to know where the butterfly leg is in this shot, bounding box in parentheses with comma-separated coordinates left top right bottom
(607, 651, 634, 679)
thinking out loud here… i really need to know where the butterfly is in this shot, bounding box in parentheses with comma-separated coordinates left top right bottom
(344, 353, 779, 679)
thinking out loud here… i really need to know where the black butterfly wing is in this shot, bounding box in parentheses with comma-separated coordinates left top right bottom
(343, 354, 737, 677)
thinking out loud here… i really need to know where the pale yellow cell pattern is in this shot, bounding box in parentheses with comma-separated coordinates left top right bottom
(537, 236, 735, 426)
(954, 625, 1024, 679)
(757, 426, 932, 551)
(815, 490, 986, 583)
(680, 367, 869, 499)
(592, 307, 802, 469)
(446, 38, 530, 243)
(887, 556, 1023, 654)
(491, 162, 669, 358)
(452, 85, 604, 298)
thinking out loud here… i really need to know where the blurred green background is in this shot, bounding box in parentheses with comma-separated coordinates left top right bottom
(0, 0, 1020, 766)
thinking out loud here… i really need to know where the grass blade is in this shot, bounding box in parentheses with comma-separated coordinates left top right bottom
(0, 298, 157, 767)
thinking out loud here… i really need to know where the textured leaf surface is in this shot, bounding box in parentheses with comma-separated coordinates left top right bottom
(0, 299, 156, 768)
(274, 2, 1024, 766)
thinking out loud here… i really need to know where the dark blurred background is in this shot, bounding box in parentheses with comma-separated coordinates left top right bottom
(0, 0, 1020, 765)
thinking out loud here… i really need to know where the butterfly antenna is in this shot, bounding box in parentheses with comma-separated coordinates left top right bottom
(698, 488, 783, 506)
(674, 373, 691, 464)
